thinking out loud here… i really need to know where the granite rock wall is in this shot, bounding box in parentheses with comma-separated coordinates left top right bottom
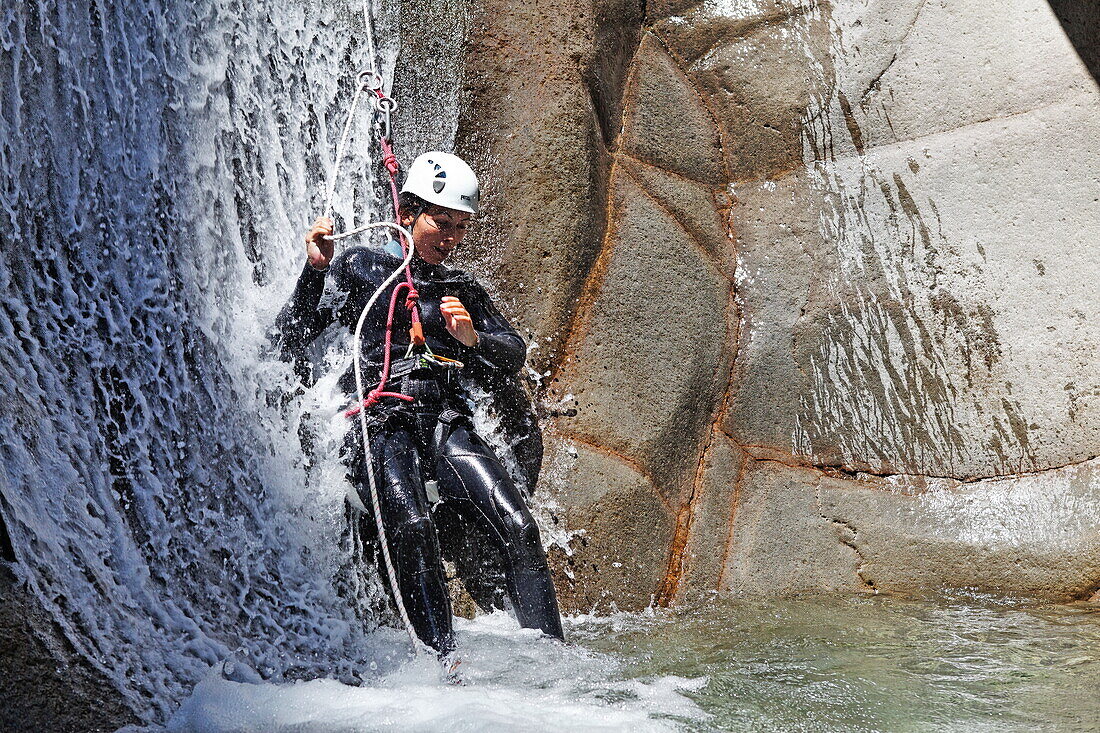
(454, 0, 1100, 610)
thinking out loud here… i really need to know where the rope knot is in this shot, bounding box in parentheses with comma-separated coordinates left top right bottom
(383, 152, 399, 175)
(343, 388, 414, 419)
(404, 287, 419, 311)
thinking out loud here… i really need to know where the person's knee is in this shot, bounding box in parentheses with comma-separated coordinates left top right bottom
(505, 512, 546, 563)
(391, 513, 436, 547)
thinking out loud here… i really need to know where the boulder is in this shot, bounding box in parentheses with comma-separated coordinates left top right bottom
(0, 564, 137, 732)
(543, 436, 675, 611)
(459, 0, 1100, 607)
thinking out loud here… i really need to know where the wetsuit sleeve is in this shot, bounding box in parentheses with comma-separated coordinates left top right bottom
(270, 264, 334, 368)
(466, 285, 526, 374)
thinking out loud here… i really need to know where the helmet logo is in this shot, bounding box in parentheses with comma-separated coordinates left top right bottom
(433, 166, 447, 194)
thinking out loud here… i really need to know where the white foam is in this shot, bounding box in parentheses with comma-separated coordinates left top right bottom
(166, 612, 707, 732)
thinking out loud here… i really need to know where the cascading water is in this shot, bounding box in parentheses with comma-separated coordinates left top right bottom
(0, 0, 414, 722)
(5, 1, 1100, 731)
(0, 1, 701, 728)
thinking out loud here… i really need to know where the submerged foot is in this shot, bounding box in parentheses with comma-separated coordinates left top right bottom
(441, 653, 466, 686)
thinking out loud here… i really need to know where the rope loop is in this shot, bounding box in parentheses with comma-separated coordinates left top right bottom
(373, 95, 398, 114)
(370, 94, 397, 140)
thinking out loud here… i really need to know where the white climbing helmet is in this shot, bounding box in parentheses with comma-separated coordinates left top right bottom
(400, 151, 480, 215)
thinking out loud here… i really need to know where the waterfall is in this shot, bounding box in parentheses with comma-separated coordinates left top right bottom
(0, 0, 430, 722)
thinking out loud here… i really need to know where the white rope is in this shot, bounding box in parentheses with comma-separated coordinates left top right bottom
(362, 0, 378, 76)
(317, 0, 428, 655)
(322, 80, 371, 221)
(322, 0, 382, 221)
(328, 221, 425, 653)
(330, 221, 390, 241)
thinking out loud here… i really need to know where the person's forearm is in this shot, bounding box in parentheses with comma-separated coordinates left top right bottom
(470, 329, 526, 373)
(459, 285, 527, 373)
(270, 264, 329, 361)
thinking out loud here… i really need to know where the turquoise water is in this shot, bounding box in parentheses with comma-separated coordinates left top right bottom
(570, 594, 1100, 732)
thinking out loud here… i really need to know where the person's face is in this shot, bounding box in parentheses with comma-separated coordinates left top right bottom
(401, 205, 472, 265)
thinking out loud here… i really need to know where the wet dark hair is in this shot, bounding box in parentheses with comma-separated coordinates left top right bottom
(397, 191, 427, 216)
(398, 192, 464, 219)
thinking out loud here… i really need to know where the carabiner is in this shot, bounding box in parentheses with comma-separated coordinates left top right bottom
(358, 69, 385, 92)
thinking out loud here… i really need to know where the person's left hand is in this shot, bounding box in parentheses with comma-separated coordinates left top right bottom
(440, 296, 479, 347)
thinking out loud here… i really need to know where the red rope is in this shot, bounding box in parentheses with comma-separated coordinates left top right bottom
(344, 281, 417, 418)
(378, 130, 421, 328)
(344, 127, 425, 419)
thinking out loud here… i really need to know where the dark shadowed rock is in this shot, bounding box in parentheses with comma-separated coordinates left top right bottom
(679, 430, 743, 593)
(620, 33, 726, 185)
(454, 0, 644, 368)
(553, 170, 733, 504)
(545, 438, 674, 611)
(0, 564, 137, 732)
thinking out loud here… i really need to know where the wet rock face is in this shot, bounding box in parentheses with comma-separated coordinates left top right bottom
(0, 565, 138, 732)
(456, 0, 1100, 609)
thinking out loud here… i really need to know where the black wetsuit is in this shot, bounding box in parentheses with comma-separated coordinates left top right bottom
(272, 246, 564, 653)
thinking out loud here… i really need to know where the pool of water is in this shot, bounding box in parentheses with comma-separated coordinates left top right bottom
(570, 593, 1100, 732)
(162, 611, 701, 732)
(161, 593, 1099, 731)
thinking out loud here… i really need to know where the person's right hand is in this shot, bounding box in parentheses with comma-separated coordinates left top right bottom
(305, 217, 334, 271)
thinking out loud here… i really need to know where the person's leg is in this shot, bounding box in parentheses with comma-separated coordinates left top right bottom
(348, 418, 454, 653)
(435, 422, 564, 639)
(432, 502, 509, 612)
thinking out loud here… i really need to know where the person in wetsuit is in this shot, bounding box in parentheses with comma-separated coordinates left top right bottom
(272, 151, 564, 655)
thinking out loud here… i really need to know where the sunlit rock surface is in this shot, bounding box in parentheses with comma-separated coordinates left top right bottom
(458, 0, 1100, 608)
